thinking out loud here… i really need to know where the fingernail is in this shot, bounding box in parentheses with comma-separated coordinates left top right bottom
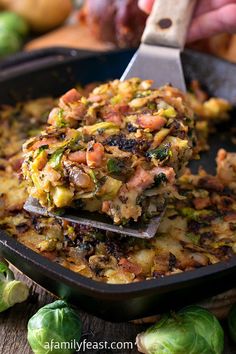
(138, 0, 146, 11)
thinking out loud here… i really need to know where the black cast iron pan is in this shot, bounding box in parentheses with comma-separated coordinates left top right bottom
(0, 47, 236, 322)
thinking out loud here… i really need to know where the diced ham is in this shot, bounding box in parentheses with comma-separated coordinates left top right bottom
(9, 158, 23, 172)
(224, 213, 236, 222)
(217, 148, 227, 162)
(31, 138, 57, 151)
(102, 200, 110, 213)
(137, 114, 167, 131)
(59, 88, 81, 105)
(68, 151, 87, 164)
(190, 80, 208, 103)
(104, 111, 122, 125)
(41, 251, 57, 260)
(193, 197, 211, 210)
(48, 107, 60, 125)
(118, 104, 129, 114)
(86, 142, 104, 168)
(119, 258, 142, 275)
(44, 166, 61, 182)
(127, 166, 154, 190)
(216, 149, 236, 191)
(89, 94, 106, 103)
(68, 103, 87, 120)
(198, 176, 224, 192)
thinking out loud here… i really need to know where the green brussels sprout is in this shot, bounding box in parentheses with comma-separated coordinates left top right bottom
(0, 262, 29, 312)
(0, 12, 29, 38)
(0, 29, 22, 58)
(228, 304, 236, 343)
(27, 300, 82, 354)
(136, 306, 224, 354)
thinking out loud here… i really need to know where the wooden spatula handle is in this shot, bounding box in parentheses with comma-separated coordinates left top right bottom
(142, 0, 197, 49)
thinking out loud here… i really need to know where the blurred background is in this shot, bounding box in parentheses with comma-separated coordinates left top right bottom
(0, 0, 235, 62)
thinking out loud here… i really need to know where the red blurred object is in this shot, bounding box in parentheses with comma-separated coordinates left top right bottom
(81, 0, 147, 48)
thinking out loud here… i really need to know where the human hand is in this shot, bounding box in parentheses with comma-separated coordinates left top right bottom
(138, 0, 236, 42)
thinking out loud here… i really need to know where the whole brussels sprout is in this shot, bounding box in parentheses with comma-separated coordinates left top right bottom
(27, 300, 82, 354)
(228, 304, 236, 343)
(136, 306, 224, 354)
(0, 262, 29, 312)
(0, 12, 29, 37)
(0, 29, 22, 58)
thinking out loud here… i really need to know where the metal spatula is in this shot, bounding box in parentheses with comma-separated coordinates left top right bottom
(24, 0, 196, 238)
(122, 0, 196, 90)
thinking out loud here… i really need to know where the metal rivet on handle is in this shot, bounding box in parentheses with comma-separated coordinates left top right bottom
(157, 18, 172, 29)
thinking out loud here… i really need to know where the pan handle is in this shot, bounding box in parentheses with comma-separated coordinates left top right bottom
(0, 47, 96, 76)
(142, 0, 197, 49)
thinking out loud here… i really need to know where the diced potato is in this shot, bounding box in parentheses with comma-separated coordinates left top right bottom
(52, 186, 74, 208)
(130, 249, 155, 274)
(32, 150, 47, 171)
(98, 176, 122, 200)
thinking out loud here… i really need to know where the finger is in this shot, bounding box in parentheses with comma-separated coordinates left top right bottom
(194, 0, 236, 17)
(138, 0, 236, 18)
(138, 0, 154, 14)
(187, 3, 236, 42)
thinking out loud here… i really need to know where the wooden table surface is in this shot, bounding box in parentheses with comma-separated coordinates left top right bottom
(0, 270, 235, 354)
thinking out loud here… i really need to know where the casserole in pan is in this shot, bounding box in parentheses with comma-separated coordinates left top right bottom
(0, 48, 236, 321)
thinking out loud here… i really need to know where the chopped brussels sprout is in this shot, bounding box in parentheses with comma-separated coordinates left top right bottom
(136, 306, 224, 354)
(110, 94, 122, 105)
(163, 107, 177, 118)
(56, 109, 67, 127)
(0, 262, 29, 313)
(180, 207, 214, 221)
(186, 232, 200, 245)
(27, 300, 82, 354)
(146, 144, 170, 161)
(31, 173, 43, 190)
(83, 122, 120, 135)
(36, 145, 49, 155)
(107, 158, 123, 174)
(49, 149, 64, 169)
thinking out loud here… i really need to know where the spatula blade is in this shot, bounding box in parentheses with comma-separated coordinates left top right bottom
(24, 197, 165, 239)
(121, 44, 186, 91)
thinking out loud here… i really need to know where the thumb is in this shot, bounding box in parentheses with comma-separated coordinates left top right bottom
(138, 0, 154, 14)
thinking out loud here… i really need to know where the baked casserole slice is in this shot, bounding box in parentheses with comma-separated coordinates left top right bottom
(22, 78, 196, 224)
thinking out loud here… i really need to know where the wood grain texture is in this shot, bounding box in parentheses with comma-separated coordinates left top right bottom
(0, 271, 235, 354)
(25, 23, 114, 52)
